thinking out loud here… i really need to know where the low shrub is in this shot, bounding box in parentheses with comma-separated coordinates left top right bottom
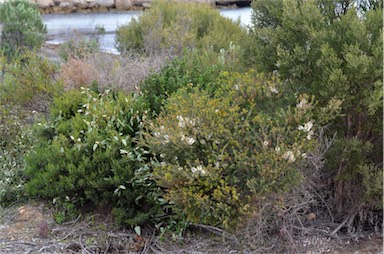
(0, 51, 63, 114)
(143, 70, 342, 231)
(115, 0, 246, 56)
(25, 88, 165, 226)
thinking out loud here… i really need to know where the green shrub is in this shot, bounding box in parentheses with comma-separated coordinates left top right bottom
(140, 52, 220, 115)
(0, 110, 33, 206)
(25, 88, 165, 226)
(59, 35, 100, 61)
(0, 0, 47, 61)
(0, 51, 63, 114)
(143, 70, 341, 230)
(243, 0, 383, 224)
(116, 0, 245, 55)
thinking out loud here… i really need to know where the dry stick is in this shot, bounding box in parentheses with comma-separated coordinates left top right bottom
(79, 234, 92, 254)
(141, 229, 156, 254)
(330, 202, 365, 237)
(191, 223, 239, 244)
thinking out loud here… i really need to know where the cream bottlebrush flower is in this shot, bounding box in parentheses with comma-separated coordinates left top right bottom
(283, 150, 295, 163)
(181, 135, 195, 145)
(269, 86, 278, 94)
(191, 165, 206, 175)
(297, 98, 308, 109)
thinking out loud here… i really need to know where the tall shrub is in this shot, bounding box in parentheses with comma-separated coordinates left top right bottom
(243, 0, 383, 228)
(0, 0, 47, 60)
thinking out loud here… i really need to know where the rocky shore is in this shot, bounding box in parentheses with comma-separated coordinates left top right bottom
(0, 0, 251, 14)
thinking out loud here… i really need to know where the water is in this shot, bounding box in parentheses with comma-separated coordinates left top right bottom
(43, 7, 252, 53)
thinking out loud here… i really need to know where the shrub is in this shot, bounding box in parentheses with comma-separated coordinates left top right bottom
(143, 70, 341, 230)
(59, 34, 100, 61)
(59, 57, 99, 91)
(115, 0, 246, 56)
(0, 51, 63, 114)
(0, 0, 47, 61)
(140, 52, 220, 115)
(25, 88, 165, 226)
(0, 109, 33, 206)
(243, 0, 383, 228)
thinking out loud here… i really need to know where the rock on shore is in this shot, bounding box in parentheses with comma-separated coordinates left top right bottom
(0, 0, 250, 13)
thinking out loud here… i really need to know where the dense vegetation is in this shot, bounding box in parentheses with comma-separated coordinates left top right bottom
(0, 0, 382, 252)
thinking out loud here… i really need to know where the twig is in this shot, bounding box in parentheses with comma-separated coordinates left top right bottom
(141, 228, 156, 254)
(191, 223, 239, 243)
(79, 234, 92, 254)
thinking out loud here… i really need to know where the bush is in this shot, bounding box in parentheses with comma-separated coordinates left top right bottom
(143, 70, 341, 230)
(0, 51, 63, 114)
(0, 0, 46, 60)
(116, 0, 246, 56)
(0, 109, 33, 206)
(140, 52, 220, 115)
(243, 0, 383, 228)
(25, 88, 165, 226)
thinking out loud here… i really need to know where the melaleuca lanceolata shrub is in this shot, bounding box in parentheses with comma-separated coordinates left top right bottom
(143, 70, 341, 230)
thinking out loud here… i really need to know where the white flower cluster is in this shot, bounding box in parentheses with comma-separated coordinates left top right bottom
(191, 165, 206, 176)
(181, 135, 195, 145)
(177, 115, 196, 128)
(282, 149, 307, 163)
(297, 97, 308, 109)
(269, 86, 279, 94)
(283, 150, 296, 163)
(154, 126, 170, 144)
(298, 120, 314, 140)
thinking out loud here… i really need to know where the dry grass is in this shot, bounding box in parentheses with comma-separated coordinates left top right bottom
(84, 52, 170, 93)
(60, 57, 99, 91)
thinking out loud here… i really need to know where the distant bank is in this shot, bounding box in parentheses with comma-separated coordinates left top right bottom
(0, 0, 251, 14)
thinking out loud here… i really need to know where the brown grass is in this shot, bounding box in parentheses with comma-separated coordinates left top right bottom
(60, 57, 99, 91)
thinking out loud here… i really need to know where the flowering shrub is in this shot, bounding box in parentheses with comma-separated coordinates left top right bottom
(25, 88, 165, 225)
(144, 70, 341, 230)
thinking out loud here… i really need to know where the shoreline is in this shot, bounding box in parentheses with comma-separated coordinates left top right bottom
(34, 0, 251, 14)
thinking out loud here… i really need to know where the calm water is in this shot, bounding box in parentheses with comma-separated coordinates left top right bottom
(43, 7, 252, 53)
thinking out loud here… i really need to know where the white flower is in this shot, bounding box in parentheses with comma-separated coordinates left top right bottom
(301, 153, 307, 159)
(270, 86, 278, 94)
(283, 150, 296, 163)
(191, 165, 206, 175)
(162, 135, 170, 144)
(307, 130, 314, 140)
(186, 137, 195, 145)
(181, 135, 195, 145)
(275, 147, 281, 153)
(297, 98, 308, 109)
(263, 140, 269, 146)
(304, 121, 313, 132)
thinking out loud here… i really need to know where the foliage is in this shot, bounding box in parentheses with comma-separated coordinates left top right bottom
(0, 110, 33, 206)
(0, 51, 63, 114)
(115, 0, 245, 56)
(244, 0, 383, 224)
(59, 34, 100, 62)
(143, 70, 341, 230)
(0, 0, 46, 60)
(25, 88, 165, 226)
(139, 52, 220, 115)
